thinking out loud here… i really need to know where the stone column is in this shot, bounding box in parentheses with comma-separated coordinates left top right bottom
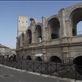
(58, 8, 67, 37)
(62, 47, 70, 63)
(65, 19, 72, 37)
(42, 17, 49, 62)
(42, 17, 50, 41)
(42, 48, 48, 62)
(30, 18, 37, 44)
(62, 9, 72, 37)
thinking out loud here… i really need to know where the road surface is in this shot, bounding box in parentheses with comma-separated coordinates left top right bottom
(0, 64, 62, 82)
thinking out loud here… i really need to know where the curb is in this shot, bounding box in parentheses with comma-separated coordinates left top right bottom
(0, 64, 76, 82)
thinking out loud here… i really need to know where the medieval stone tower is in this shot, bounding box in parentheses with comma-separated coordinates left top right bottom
(17, 16, 28, 36)
(16, 16, 28, 48)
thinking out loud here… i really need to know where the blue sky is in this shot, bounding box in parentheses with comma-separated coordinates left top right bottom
(0, 1, 82, 48)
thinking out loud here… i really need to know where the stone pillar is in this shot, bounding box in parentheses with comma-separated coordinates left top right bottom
(42, 48, 48, 62)
(42, 17, 50, 41)
(30, 18, 37, 44)
(58, 8, 67, 37)
(65, 19, 72, 37)
(62, 8, 72, 37)
(62, 47, 70, 63)
(42, 17, 50, 62)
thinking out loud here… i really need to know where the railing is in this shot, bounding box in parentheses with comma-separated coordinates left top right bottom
(0, 57, 82, 80)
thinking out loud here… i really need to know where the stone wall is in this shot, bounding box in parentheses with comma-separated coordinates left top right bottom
(16, 3, 82, 63)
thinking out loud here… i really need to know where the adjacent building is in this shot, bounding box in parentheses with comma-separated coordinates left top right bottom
(0, 44, 16, 57)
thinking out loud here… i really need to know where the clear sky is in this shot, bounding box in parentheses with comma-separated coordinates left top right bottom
(0, 1, 82, 48)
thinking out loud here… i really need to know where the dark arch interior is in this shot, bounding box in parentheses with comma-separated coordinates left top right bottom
(70, 8, 82, 36)
(73, 56, 82, 75)
(36, 25, 42, 42)
(73, 56, 82, 65)
(77, 21, 82, 35)
(9, 54, 17, 62)
(27, 29, 32, 44)
(48, 18, 60, 39)
(26, 56, 32, 60)
(22, 33, 24, 41)
(50, 56, 62, 63)
(35, 57, 42, 61)
(17, 37, 20, 48)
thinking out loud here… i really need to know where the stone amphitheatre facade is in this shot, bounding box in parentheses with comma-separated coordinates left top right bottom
(16, 3, 82, 65)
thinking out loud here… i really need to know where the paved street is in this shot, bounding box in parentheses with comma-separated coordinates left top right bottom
(0, 64, 61, 82)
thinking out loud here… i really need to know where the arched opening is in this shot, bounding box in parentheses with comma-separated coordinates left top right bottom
(35, 25, 42, 43)
(70, 8, 82, 36)
(9, 54, 17, 62)
(49, 56, 62, 63)
(73, 56, 82, 75)
(48, 18, 60, 39)
(77, 21, 82, 35)
(26, 56, 32, 60)
(35, 57, 42, 61)
(27, 29, 32, 44)
(13, 54, 17, 62)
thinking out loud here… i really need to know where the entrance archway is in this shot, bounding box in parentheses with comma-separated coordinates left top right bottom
(49, 56, 62, 63)
(26, 56, 32, 60)
(73, 56, 82, 75)
(35, 57, 42, 61)
(35, 25, 42, 43)
(48, 18, 60, 39)
(70, 8, 82, 36)
(77, 21, 82, 35)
